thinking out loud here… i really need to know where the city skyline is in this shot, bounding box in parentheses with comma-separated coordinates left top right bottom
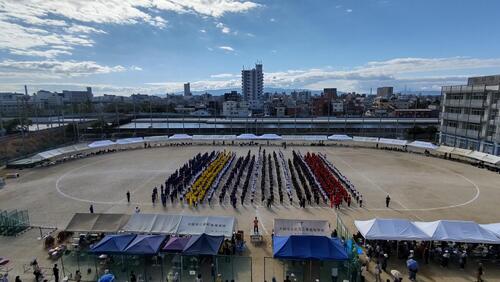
(1, 0, 500, 95)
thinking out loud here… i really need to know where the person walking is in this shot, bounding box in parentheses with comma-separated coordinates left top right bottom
(386, 195, 391, 208)
(126, 191, 130, 203)
(374, 262, 382, 282)
(476, 263, 484, 282)
(14, 276, 21, 282)
(52, 264, 59, 282)
(129, 271, 137, 282)
(74, 270, 81, 282)
(89, 204, 94, 214)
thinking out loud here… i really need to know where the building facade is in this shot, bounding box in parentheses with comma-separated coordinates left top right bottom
(439, 75, 500, 155)
(377, 86, 394, 97)
(242, 64, 263, 110)
(184, 83, 192, 97)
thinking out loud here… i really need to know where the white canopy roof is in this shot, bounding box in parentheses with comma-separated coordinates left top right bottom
(144, 135, 170, 142)
(436, 145, 455, 153)
(353, 136, 379, 143)
(407, 141, 438, 150)
(116, 137, 144, 144)
(355, 218, 431, 241)
(169, 134, 193, 140)
(236, 133, 259, 140)
(378, 138, 408, 146)
(88, 140, 116, 148)
(328, 134, 353, 141)
(192, 135, 237, 140)
(480, 223, 500, 238)
(451, 148, 474, 157)
(467, 151, 500, 165)
(259, 134, 282, 140)
(281, 135, 328, 141)
(274, 218, 330, 236)
(414, 220, 500, 244)
(121, 213, 235, 237)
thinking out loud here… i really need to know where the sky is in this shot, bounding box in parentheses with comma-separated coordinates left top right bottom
(1, 0, 500, 95)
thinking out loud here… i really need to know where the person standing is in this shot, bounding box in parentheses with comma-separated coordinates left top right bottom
(253, 217, 259, 234)
(195, 274, 203, 282)
(374, 262, 382, 282)
(386, 195, 391, 208)
(74, 270, 81, 282)
(89, 205, 94, 214)
(15, 276, 21, 282)
(476, 263, 484, 282)
(331, 267, 338, 282)
(126, 191, 130, 203)
(129, 271, 137, 282)
(52, 264, 59, 282)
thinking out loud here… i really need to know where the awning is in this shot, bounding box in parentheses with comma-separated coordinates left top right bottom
(353, 136, 379, 143)
(407, 141, 437, 150)
(414, 220, 500, 244)
(378, 138, 408, 146)
(274, 219, 330, 236)
(259, 134, 282, 140)
(116, 137, 144, 145)
(355, 219, 430, 241)
(91, 234, 136, 254)
(88, 140, 116, 148)
(162, 236, 191, 252)
(328, 134, 353, 141)
(121, 214, 181, 234)
(169, 134, 193, 140)
(123, 235, 167, 255)
(65, 213, 130, 233)
(273, 235, 348, 261)
(236, 133, 259, 140)
(182, 234, 224, 255)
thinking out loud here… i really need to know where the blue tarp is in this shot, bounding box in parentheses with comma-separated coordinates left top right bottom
(123, 235, 167, 255)
(91, 234, 136, 254)
(273, 235, 348, 260)
(163, 236, 191, 252)
(182, 234, 224, 255)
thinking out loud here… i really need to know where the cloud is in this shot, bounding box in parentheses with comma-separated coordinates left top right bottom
(199, 29, 206, 33)
(210, 73, 235, 78)
(0, 0, 259, 58)
(218, 46, 235, 52)
(269, 18, 276, 22)
(0, 59, 127, 78)
(216, 22, 231, 34)
(346, 9, 353, 13)
(246, 32, 255, 37)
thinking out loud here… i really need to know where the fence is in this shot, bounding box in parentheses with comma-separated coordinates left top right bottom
(0, 209, 30, 236)
(60, 251, 252, 282)
(264, 257, 360, 282)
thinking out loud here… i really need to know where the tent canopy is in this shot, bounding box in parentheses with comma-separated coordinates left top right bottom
(328, 134, 353, 141)
(414, 220, 500, 244)
(88, 140, 116, 148)
(480, 223, 500, 238)
(121, 214, 181, 234)
(281, 135, 328, 141)
(353, 136, 379, 143)
(273, 235, 348, 261)
(163, 236, 191, 252)
(116, 137, 144, 145)
(407, 141, 437, 150)
(123, 235, 167, 255)
(182, 234, 224, 255)
(355, 219, 431, 241)
(259, 134, 282, 140)
(378, 138, 408, 146)
(236, 133, 259, 140)
(192, 135, 236, 140)
(169, 134, 193, 140)
(144, 135, 170, 142)
(65, 213, 130, 233)
(91, 234, 136, 254)
(274, 219, 330, 236)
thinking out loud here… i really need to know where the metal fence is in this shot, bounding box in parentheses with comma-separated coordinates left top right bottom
(0, 209, 30, 236)
(60, 251, 252, 282)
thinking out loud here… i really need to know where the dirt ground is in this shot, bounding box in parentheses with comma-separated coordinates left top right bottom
(1, 144, 500, 281)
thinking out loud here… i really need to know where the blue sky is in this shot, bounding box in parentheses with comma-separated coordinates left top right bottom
(0, 0, 500, 95)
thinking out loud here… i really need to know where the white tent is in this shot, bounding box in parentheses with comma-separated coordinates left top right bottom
(192, 135, 237, 140)
(407, 141, 438, 150)
(328, 134, 353, 141)
(414, 220, 500, 244)
(282, 135, 328, 141)
(236, 133, 259, 140)
(353, 136, 379, 143)
(259, 134, 282, 140)
(169, 134, 193, 140)
(116, 137, 144, 145)
(274, 219, 330, 236)
(177, 215, 235, 237)
(480, 223, 500, 238)
(88, 140, 116, 148)
(436, 145, 455, 154)
(355, 218, 431, 241)
(378, 138, 408, 146)
(467, 151, 500, 165)
(144, 135, 170, 142)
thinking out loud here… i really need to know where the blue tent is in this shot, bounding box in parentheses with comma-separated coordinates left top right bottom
(123, 235, 167, 255)
(91, 234, 136, 254)
(182, 233, 224, 256)
(273, 235, 348, 260)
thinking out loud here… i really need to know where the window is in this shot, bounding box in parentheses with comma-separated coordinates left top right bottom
(471, 109, 484, 116)
(467, 123, 481, 131)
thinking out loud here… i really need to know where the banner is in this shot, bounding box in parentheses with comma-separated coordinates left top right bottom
(274, 218, 330, 236)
